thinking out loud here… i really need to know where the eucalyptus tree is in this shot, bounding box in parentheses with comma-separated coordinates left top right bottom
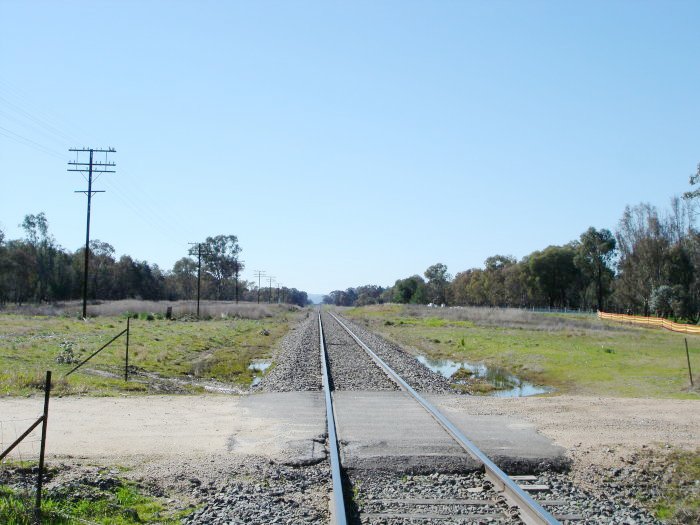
(171, 256, 198, 299)
(200, 235, 243, 300)
(529, 245, 581, 308)
(615, 204, 671, 315)
(393, 275, 428, 304)
(574, 227, 616, 311)
(424, 263, 451, 305)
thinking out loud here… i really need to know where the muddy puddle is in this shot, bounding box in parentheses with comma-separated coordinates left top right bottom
(415, 355, 552, 397)
(248, 359, 272, 387)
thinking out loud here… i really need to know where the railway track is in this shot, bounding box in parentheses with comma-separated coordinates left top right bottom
(318, 310, 562, 525)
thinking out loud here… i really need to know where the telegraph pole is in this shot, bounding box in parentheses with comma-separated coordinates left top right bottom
(188, 243, 203, 318)
(254, 270, 266, 304)
(234, 259, 245, 304)
(68, 148, 116, 318)
(267, 276, 275, 304)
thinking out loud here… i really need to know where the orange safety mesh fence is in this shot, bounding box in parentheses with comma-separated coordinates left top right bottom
(597, 311, 700, 335)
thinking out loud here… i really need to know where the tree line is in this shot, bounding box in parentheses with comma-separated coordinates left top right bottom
(324, 171, 700, 322)
(0, 213, 310, 307)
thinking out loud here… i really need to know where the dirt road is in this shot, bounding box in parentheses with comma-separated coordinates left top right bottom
(1, 393, 697, 467)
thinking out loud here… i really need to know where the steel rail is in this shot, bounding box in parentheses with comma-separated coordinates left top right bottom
(328, 312, 559, 525)
(318, 312, 348, 525)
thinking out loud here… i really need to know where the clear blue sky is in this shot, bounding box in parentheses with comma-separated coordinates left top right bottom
(1, 1, 699, 295)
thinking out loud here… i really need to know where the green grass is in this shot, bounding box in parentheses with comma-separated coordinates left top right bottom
(0, 305, 303, 396)
(0, 479, 189, 524)
(653, 449, 700, 523)
(345, 305, 700, 398)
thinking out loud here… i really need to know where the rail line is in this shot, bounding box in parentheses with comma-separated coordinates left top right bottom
(319, 310, 561, 525)
(319, 310, 348, 525)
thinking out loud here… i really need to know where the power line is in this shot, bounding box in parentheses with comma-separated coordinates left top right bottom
(69, 148, 116, 318)
(254, 270, 266, 304)
(234, 259, 245, 304)
(0, 125, 65, 160)
(0, 84, 199, 255)
(267, 276, 276, 304)
(188, 243, 204, 318)
(0, 80, 89, 145)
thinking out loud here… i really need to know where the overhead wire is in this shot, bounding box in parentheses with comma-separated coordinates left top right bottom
(0, 81, 198, 260)
(0, 125, 66, 160)
(0, 79, 87, 145)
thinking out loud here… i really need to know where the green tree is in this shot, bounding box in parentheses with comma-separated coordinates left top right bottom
(483, 255, 515, 306)
(393, 275, 427, 304)
(200, 235, 243, 300)
(20, 212, 57, 301)
(424, 263, 451, 305)
(682, 162, 700, 200)
(529, 245, 580, 308)
(614, 204, 671, 315)
(574, 227, 616, 311)
(87, 240, 116, 299)
(171, 257, 198, 299)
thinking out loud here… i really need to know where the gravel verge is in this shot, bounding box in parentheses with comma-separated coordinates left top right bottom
(182, 457, 330, 524)
(2, 455, 331, 524)
(330, 313, 455, 394)
(349, 470, 662, 524)
(258, 313, 322, 392)
(322, 312, 398, 391)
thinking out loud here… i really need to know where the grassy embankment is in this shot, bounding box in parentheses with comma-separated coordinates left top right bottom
(344, 304, 700, 399)
(0, 300, 304, 396)
(344, 304, 700, 523)
(1, 464, 189, 525)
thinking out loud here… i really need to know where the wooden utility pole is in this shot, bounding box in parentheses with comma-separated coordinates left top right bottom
(267, 276, 275, 304)
(69, 148, 116, 318)
(234, 259, 245, 304)
(189, 243, 203, 318)
(255, 270, 266, 304)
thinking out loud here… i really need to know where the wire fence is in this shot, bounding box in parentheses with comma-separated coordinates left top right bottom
(597, 310, 700, 335)
(0, 371, 50, 524)
(1, 418, 40, 519)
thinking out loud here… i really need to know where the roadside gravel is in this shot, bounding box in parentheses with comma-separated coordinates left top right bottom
(329, 313, 454, 394)
(322, 312, 397, 391)
(181, 457, 330, 525)
(350, 470, 661, 524)
(258, 313, 322, 392)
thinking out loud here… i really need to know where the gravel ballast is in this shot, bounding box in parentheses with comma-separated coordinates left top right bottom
(348, 469, 662, 524)
(328, 312, 455, 394)
(258, 313, 322, 392)
(322, 311, 398, 391)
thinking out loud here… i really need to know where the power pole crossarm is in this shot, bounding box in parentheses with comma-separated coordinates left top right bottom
(188, 243, 203, 318)
(69, 147, 116, 318)
(255, 270, 266, 304)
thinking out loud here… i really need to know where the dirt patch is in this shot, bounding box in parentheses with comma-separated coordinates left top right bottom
(432, 394, 700, 495)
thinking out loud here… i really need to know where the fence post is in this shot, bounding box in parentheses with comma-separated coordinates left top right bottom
(685, 338, 694, 387)
(125, 317, 130, 382)
(34, 370, 51, 524)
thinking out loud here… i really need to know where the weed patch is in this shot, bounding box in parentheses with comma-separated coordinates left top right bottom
(345, 305, 700, 398)
(0, 305, 303, 396)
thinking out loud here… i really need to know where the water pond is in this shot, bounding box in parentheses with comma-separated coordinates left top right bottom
(249, 359, 272, 386)
(415, 355, 552, 397)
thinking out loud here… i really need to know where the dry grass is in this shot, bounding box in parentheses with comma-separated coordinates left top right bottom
(399, 304, 625, 332)
(346, 304, 700, 398)
(0, 300, 288, 320)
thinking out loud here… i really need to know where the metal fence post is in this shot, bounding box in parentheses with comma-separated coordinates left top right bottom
(685, 338, 694, 387)
(34, 370, 51, 524)
(125, 317, 130, 382)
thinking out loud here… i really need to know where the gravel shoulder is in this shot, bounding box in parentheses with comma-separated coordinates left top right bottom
(1, 393, 695, 468)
